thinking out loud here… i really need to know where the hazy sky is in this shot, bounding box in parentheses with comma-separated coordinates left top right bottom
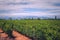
(0, 0, 60, 17)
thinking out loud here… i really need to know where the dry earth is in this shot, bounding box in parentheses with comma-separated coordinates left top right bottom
(0, 29, 31, 40)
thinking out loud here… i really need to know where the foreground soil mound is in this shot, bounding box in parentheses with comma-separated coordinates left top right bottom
(0, 29, 8, 38)
(0, 29, 31, 40)
(0, 29, 3, 33)
(12, 30, 31, 40)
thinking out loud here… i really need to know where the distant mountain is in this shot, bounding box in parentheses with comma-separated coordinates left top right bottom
(0, 16, 60, 20)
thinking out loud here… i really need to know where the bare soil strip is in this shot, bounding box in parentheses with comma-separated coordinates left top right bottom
(0, 29, 31, 40)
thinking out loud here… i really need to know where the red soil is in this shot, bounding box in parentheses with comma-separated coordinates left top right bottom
(0, 29, 3, 33)
(0, 29, 31, 40)
(0, 33, 8, 38)
(12, 30, 31, 40)
(0, 29, 8, 38)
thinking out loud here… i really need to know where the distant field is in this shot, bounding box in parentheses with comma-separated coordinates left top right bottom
(0, 19, 60, 40)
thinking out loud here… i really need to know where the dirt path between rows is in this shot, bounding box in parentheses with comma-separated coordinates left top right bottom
(0, 29, 31, 40)
(12, 30, 31, 40)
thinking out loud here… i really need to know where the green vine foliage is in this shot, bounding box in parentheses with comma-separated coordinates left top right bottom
(0, 19, 60, 40)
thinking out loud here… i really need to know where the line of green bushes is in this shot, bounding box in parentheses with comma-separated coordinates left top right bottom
(0, 19, 60, 40)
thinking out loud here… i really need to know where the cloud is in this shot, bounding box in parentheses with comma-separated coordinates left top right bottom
(23, 8, 47, 12)
(0, 2, 31, 5)
(0, 9, 25, 13)
(0, 8, 60, 13)
(0, 12, 60, 17)
(53, 3, 60, 6)
(0, 8, 60, 17)
(0, 10, 12, 13)
(23, 8, 60, 12)
(0, 0, 60, 17)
